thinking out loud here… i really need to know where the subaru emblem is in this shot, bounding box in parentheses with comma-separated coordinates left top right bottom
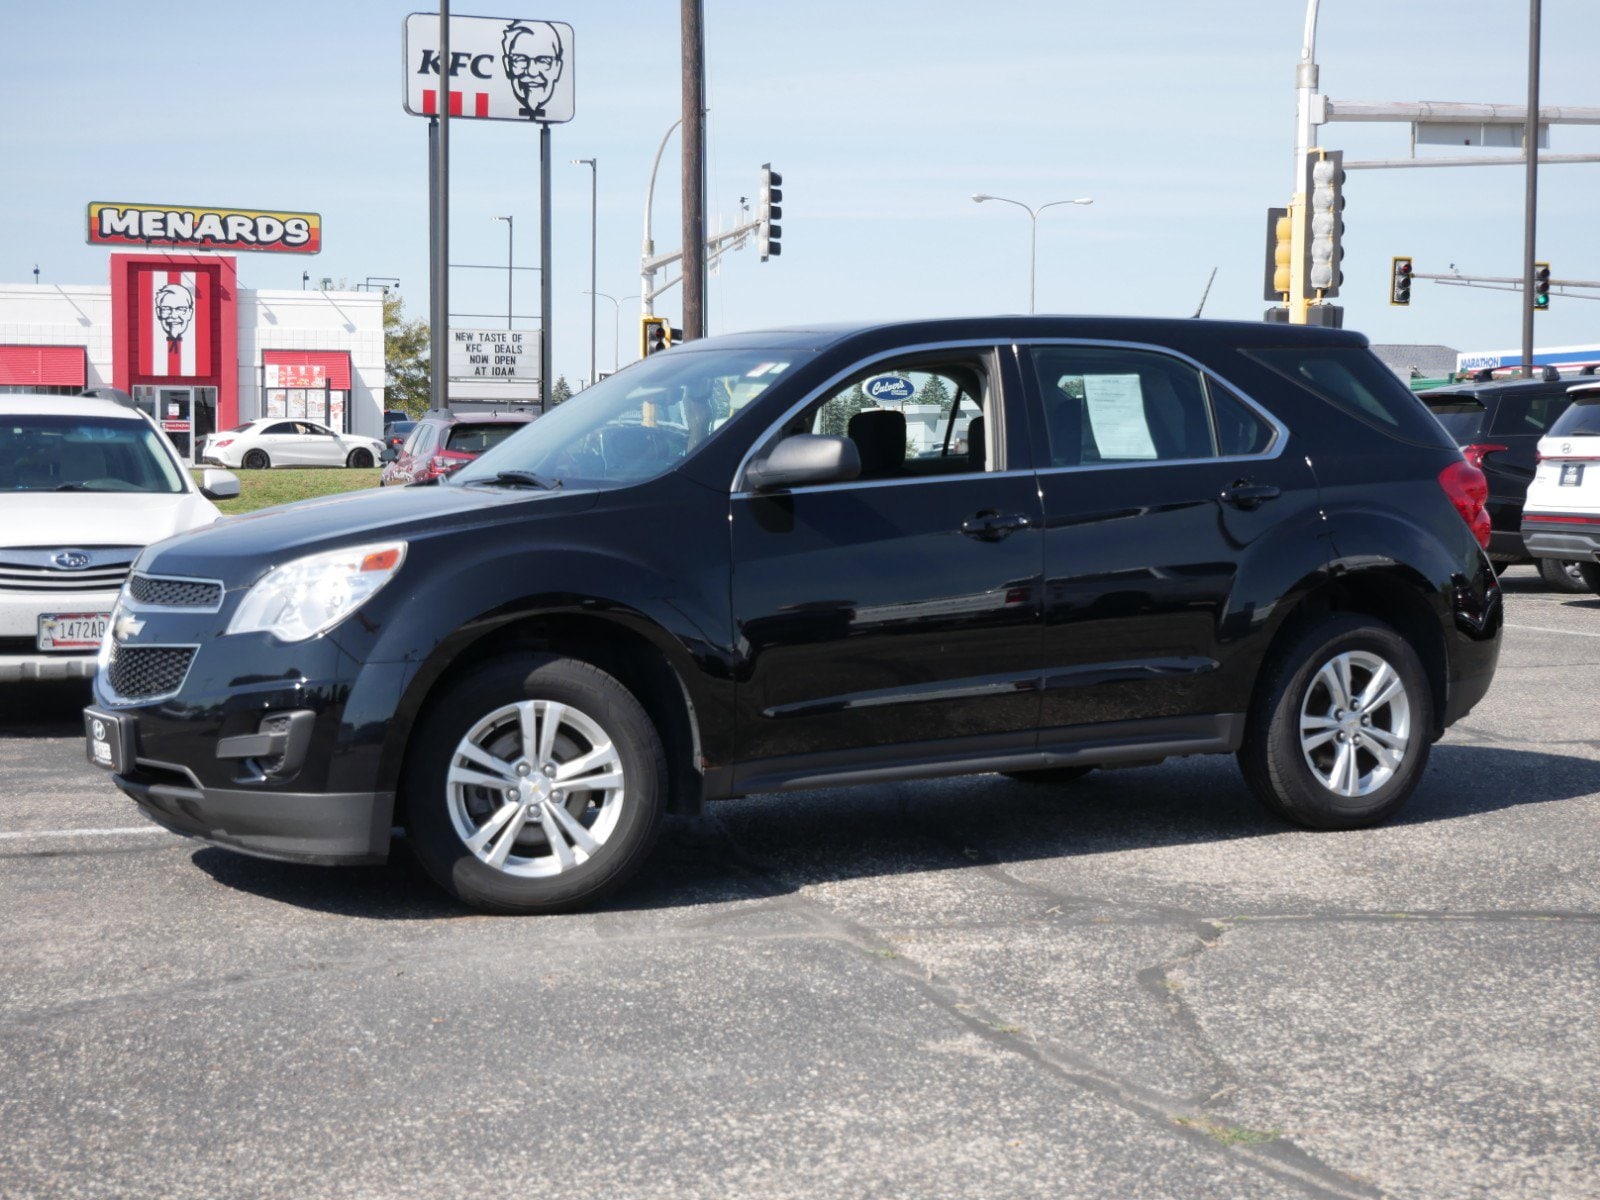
(52, 551, 92, 570)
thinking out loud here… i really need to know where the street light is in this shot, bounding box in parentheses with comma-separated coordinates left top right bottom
(493, 215, 513, 329)
(971, 193, 1093, 313)
(584, 290, 639, 374)
(573, 158, 597, 386)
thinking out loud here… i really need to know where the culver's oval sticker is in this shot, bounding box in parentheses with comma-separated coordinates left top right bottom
(864, 375, 916, 402)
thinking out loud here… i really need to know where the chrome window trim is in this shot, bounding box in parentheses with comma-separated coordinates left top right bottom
(731, 339, 1010, 496)
(1015, 337, 1290, 472)
(123, 572, 227, 614)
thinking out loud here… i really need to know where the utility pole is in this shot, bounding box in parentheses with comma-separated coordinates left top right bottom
(681, 0, 706, 341)
(430, 1, 450, 411)
(1289, 0, 1321, 325)
(1521, 0, 1542, 377)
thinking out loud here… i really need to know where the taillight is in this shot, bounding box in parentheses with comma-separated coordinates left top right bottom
(212, 438, 233, 448)
(1461, 443, 1507, 470)
(1438, 460, 1491, 549)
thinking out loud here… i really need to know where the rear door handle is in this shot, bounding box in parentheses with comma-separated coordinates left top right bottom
(961, 510, 1033, 541)
(1221, 481, 1280, 511)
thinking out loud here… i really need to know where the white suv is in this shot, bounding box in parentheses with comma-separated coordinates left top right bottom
(1523, 382, 1600, 594)
(0, 391, 238, 682)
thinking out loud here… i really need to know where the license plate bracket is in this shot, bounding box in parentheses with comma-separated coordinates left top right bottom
(1559, 463, 1584, 487)
(84, 708, 135, 773)
(38, 612, 111, 652)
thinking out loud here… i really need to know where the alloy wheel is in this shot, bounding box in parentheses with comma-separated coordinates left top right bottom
(445, 700, 626, 878)
(1298, 649, 1411, 798)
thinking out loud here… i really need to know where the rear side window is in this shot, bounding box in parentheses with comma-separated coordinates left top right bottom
(1489, 393, 1569, 436)
(446, 423, 524, 454)
(1423, 394, 1487, 441)
(1549, 395, 1600, 438)
(1250, 346, 1455, 448)
(1028, 346, 1274, 466)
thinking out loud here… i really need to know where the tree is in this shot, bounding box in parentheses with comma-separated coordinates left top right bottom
(817, 384, 869, 437)
(913, 375, 954, 416)
(551, 375, 573, 405)
(384, 292, 430, 416)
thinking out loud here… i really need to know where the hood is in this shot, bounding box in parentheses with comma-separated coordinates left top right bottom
(139, 480, 600, 586)
(0, 491, 220, 550)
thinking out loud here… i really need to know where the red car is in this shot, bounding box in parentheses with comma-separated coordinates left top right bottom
(380, 411, 535, 486)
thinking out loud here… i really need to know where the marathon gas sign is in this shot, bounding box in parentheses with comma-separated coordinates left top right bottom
(87, 203, 322, 255)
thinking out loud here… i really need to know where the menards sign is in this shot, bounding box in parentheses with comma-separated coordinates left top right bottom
(87, 202, 322, 254)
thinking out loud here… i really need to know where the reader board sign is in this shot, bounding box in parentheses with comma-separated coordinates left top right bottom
(403, 14, 574, 124)
(448, 328, 540, 381)
(88, 203, 321, 254)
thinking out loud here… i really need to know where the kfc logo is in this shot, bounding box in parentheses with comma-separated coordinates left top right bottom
(502, 20, 564, 118)
(155, 282, 195, 349)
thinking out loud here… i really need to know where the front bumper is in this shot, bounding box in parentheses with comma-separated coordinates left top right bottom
(0, 652, 96, 682)
(117, 771, 393, 865)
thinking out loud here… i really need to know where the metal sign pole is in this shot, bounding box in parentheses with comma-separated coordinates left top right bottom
(430, 1, 451, 413)
(540, 123, 553, 412)
(1521, 0, 1542, 377)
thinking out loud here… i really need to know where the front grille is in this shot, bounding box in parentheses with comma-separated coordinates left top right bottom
(128, 574, 223, 609)
(0, 548, 138, 595)
(105, 643, 195, 701)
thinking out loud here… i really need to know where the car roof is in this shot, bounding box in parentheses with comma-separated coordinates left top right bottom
(1427, 377, 1587, 400)
(0, 394, 149, 420)
(670, 315, 1370, 355)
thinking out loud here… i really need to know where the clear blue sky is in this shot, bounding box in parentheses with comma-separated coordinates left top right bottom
(6, 1, 1598, 385)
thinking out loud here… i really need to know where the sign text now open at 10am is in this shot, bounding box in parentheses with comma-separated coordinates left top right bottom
(447, 329, 540, 381)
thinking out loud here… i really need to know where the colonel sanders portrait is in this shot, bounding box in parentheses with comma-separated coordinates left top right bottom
(154, 282, 195, 345)
(502, 20, 564, 118)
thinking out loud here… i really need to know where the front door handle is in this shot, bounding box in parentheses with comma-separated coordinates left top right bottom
(1220, 481, 1281, 511)
(961, 510, 1033, 541)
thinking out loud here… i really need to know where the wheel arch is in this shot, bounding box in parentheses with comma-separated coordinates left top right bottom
(388, 610, 709, 826)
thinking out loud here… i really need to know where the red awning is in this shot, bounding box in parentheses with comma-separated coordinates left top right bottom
(262, 349, 352, 390)
(0, 345, 87, 388)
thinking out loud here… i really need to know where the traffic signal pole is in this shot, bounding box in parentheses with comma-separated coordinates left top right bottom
(681, 0, 706, 342)
(1288, 0, 1322, 325)
(1520, 0, 1542, 378)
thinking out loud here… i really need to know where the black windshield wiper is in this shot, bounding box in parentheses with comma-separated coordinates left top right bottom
(484, 470, 562, 490)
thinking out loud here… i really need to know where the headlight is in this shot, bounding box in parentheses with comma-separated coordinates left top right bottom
(227, 541, 406, 642)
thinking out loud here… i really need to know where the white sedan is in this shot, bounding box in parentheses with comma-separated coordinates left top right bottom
(200, 419, 385, 470)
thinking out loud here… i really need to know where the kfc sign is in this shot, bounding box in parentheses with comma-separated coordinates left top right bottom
(403, 14, 575, 124)
(88, 203, 322, 254)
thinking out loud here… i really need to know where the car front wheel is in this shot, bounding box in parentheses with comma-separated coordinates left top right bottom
(405, 655, 667, 914)
(346, 448, 374, 469)
(1239, 616, 1431, 830)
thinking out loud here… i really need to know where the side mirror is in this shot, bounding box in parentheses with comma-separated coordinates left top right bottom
(199, 468, 240, 501)
(380, 447, 399, 463)
(745, 434, 861, 491)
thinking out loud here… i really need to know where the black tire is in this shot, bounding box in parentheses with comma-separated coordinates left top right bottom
(1001, 765, 1096, 784)
(241, 449, 270, 470)
(346, 448, 374, 469)
(1537, 557, 1593, 594)
(1238, 616, 1432, 831)
(404, 654, 667, 914)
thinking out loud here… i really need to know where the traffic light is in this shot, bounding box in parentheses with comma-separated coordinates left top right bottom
(758, 162, 782, 261)
(1263, 206, 1294, 301)
(1304, 149, 1345, 297)
(1535, 262, 1551, 311)
(1390, 256, 1413, 306)
(641, 315, 670, 356)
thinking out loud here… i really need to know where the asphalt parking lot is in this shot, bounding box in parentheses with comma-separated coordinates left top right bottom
(2, 566, 1597, 1200)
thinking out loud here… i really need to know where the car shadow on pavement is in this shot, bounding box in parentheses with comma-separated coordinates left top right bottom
(0, 680, 92, 736)
(188, 741, 1600, 918)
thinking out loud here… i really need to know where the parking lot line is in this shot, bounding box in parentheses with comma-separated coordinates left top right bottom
(1506, 622, 1600, 639)
(0, 827, 169, 841)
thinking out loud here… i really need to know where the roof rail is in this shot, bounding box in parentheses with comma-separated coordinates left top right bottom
(80, 386, 139, 409)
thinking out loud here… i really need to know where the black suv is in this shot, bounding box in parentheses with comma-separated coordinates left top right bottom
(1423, 375, 1588, 589)
(85, 318, 1502, 913)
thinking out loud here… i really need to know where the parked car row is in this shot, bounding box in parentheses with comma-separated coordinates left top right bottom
(77, 318, 1509, 916)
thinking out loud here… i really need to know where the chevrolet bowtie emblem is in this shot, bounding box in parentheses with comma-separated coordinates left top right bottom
(113, 613, 146, 642)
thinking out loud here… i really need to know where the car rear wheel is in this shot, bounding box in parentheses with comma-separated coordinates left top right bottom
(405, 655, 666, 914)
(241, 449, 270, 470)
(346, 448, 374, 469)
(1239, 616, 1431, 830)
(1538, 556, 1597, 594)
(1001, 765, 1096, 784)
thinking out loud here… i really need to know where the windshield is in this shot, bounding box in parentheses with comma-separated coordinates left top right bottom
(0, 415, 186, 494)
(452, 346, 808, 488)
(1549, 394, 1600, 438)
(1422, 394, 1487, 442)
